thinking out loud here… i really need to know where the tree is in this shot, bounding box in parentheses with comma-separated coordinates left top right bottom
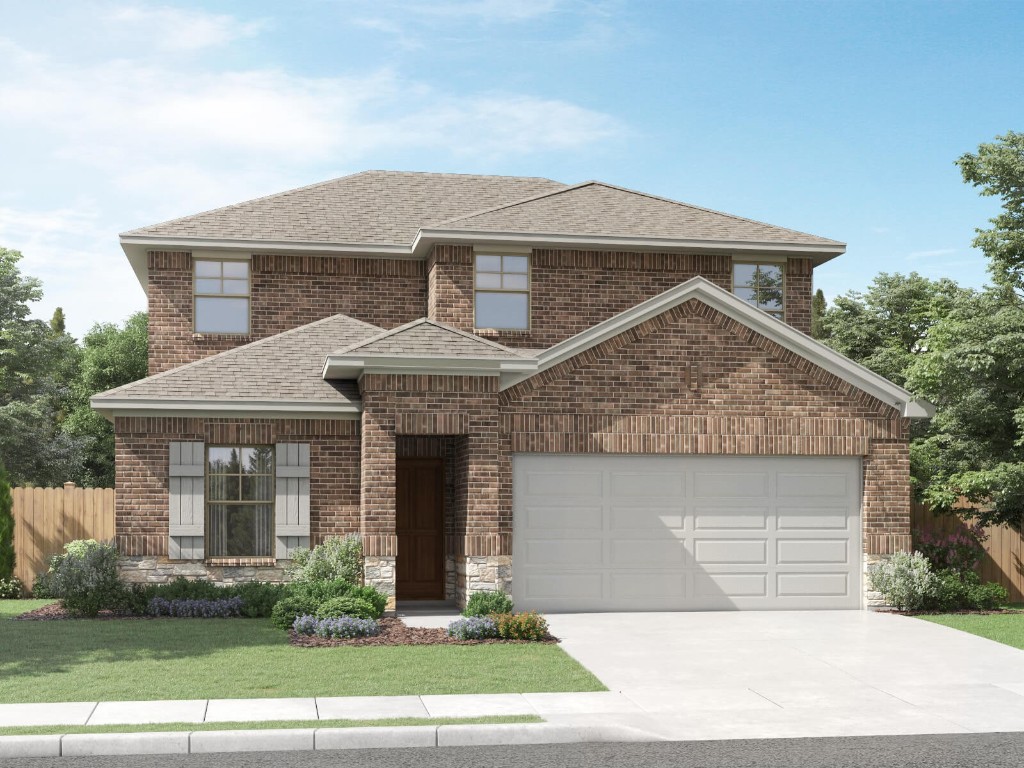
(0, 460, 13, 581)
(0, 248, 85, 486)
(811, 289, 826, 339)
(956, 131, 1024, 293)
(817, 272, 964, 386)
(62, 313, 148, 487)
(49, 307, 66, 336)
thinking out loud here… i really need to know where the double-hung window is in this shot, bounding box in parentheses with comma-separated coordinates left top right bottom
(733, 262, 784, 318)
(194, 259, 250, 334)
(206, 446, 274, 557)
(474, 253, 530, 330)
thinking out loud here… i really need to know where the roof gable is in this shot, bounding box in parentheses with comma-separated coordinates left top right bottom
(434, 181, 842, 247)
(333, 318, 530, 359)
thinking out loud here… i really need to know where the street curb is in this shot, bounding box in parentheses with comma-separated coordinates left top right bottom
(0, 722, 664, 757)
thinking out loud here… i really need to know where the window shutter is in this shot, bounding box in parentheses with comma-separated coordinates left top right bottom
(275, 443, 310, 559)
(169, 442, 205, 560)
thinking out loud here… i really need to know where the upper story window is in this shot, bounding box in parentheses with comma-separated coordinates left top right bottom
(206, 446, 274, 557)
(733, 262, 784, 319)
(194, 259, 250, 334)
(474, 253, 530, 330)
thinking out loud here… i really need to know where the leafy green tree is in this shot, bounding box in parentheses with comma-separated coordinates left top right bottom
(0, 460, 14, 580)
(49, 307, 66, 336)
(0, 248, 85, 486)
(818, 272, 964, 386)
(811, 288, 826, 339)
(956, 131, 1024, 293)
(62, 313, 148, 487)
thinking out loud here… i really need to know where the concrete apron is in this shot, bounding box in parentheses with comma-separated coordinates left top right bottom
(545, 610, 1024, 740)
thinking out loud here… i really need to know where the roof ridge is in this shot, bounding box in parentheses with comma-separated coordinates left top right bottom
(332, 317, 527, 358)
(94, 312, 382, 398)
(428, 181, 588, 228)
(416, 318, 529, 357)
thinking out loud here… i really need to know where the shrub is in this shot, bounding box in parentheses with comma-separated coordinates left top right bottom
(868, 551, 937, 611)
(493, 612, 549, 641)
(0, 461, 13, 582)
(316, 596, 376, 620)
(271, 595, 320, 630)
(462, 591, 513, 617)
(31, 570, 54, 598)
(0, 576, 23, 599)
(48, 539, 126, 617)
(147, 577, 222, 602)
(446, 616, 498, 640)
(292, 614, 380, 639)
(148, 596, 244, 618)
(288, 578, 387, 619)
(915, 525, 988, 574)
(925, 569, 1009, 611)
(286, 535, 363, 585)
(232, 581, 291, 618)
(344, 585, 387, 618)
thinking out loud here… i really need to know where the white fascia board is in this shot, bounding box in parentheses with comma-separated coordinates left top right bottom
(323, 355, 536, 380)
(501, 276, 934, 418)
(90, 396, 361, 423)
(413, 229, 846, 263)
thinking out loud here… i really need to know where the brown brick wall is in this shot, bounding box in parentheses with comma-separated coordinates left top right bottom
(114, 416, 361, 556)
(427, 246, 815, 346)
(147, 251, 426, 374)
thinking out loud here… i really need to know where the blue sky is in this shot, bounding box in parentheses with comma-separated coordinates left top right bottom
(1, 0, 1019, 337)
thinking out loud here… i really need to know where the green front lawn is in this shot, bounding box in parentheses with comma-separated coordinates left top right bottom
(0, 600, 604, 703)
(917, 612, 1024, 650)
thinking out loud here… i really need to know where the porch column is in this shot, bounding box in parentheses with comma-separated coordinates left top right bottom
(360, 405, 398, 610)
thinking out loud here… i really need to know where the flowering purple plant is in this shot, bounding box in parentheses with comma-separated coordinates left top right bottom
(147, 596, 244, 618)
(291, 614, 380, 638)
(446, 616, 498, 640)
(914, 524, 988, 574)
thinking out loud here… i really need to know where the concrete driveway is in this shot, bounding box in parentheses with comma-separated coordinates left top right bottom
(545, 611, 1024, 741)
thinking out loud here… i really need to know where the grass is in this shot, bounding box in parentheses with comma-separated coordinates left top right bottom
(0, 600, 604, 703)
(917, 611, 1024, 650)
(0, 715, 542, 737)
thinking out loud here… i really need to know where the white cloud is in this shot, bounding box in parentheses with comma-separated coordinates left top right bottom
(106, 5, 267, 51)
(402, 0, 564, 23)
(907, 248, 957, 260)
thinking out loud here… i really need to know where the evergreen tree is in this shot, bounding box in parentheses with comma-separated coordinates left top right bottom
(0, 460, 14, 581)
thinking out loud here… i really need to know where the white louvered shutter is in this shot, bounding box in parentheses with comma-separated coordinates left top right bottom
(169, 442, 205, 560)
(275, 443, 311, 559)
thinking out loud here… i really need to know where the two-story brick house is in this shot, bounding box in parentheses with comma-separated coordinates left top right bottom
(92, 171, 931, 611)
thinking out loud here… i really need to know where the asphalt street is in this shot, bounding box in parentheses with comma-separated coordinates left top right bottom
(3, 733, 1024, 768)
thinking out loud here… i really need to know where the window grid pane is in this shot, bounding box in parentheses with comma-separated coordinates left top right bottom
(733, 262, 784, 315)
(206, 446, 274, 558)
(475, 254, 530, 329)
(195, 260, 251, 334)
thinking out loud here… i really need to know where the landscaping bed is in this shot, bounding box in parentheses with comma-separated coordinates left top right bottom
(288, 617, 557, 647)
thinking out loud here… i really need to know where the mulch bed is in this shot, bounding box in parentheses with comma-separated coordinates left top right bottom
(13, 603, 150, 621)
(289, 618, 558, 647)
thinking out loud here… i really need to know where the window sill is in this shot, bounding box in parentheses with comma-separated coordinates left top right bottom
(205, 557, 278, 567)
(474, 328, 531, 336)
(192, 333, 253, 341)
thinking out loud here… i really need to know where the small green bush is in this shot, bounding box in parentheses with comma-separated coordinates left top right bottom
(288, 578, 387, 619)
(48, 539, 126, 617)
(462, 591, 514, 617)
(868, 551, 936, 611)
(316, 596, 377, 620)
(271, 595, 320, 630)
(493, 612, 549, 641)
(286, 535, 363, 585)
(232, 581, 291, 618)
(147, 577, 222, 602)
(926, 569, 1009, 611)
(0, 576, 23, 599)
(344, 584, 387, 618)
(31, 570, 54, 598)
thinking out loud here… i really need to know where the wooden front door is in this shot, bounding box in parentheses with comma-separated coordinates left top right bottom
(396, 458, 445, 600)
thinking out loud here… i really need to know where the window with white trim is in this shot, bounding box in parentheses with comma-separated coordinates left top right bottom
(733, 262, 784, 318)
(206, 446, 274, 557)
(194, 259, 250, 334)
(474, 253, 530, 330)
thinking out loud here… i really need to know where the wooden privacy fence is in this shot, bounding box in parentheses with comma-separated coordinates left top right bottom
(11, 484, 115, 588)
(911, 500, 1024, 603)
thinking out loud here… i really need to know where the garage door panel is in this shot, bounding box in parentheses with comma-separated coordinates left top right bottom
(693, 539, 767, 565)
(777, 539, 849, 565)
(694, 472, 768, 498)
(776, 508, 849, 530)
(612, 539, 686, 566)
(694, 572, 768, 598)
(513, 455, 861, 612)
(693, 507, 769, 530)
(525, 506, 603, 530)
(524, 539, 602, 566)
(609, 471, 685, 498)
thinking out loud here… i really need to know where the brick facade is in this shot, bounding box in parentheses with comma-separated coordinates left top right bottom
(147, 251, 426, 374)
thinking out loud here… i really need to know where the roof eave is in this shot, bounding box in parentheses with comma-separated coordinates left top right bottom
(90, 396, 362, 422)
(323, 355, 536, 380)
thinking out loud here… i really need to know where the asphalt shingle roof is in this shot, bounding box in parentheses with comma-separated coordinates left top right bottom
(94, 314, 382, 404)
(122, 171, 566, 245)
(333, 319, 531, 359)
(438, 182, 843, 246)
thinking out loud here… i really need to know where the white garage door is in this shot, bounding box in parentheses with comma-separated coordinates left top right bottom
(512, 455, 862, 611)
